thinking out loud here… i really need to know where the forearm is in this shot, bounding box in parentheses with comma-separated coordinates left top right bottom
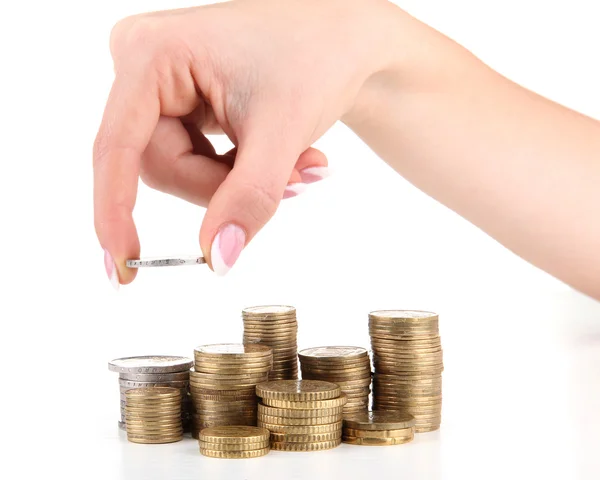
(344, 6, 600, 299)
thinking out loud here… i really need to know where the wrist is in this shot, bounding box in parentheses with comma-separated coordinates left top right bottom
(342, 4, 463, 127)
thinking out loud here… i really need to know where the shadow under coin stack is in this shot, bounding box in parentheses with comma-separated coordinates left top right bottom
(198, 426, 271, 459)
(124, 387, 183, 444)
(298, 346, 372, 415)
(108, 355, 193, 432)
(257, 380, 344, 451)
(369, 310, 443, 433)
(189, 344, 273, 438)
(342, 411, 415, 446)
(242, 306, 299, 380)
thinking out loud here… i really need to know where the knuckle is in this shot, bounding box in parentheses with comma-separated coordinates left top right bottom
(139, 156, 162, 191)
(109, 15, 161, 59)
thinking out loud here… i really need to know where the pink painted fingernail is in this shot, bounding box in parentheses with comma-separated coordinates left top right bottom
(283, 183, 308, 199)
(104, 249, 119, 290)
(210, 224, 246, 276)
(299, 166, 331, 184)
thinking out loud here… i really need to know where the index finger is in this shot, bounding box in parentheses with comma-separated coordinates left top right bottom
(93, 74, 159, 286)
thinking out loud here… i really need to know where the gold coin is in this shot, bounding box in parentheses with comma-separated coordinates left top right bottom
(327, 378, 372, 388)
(371, 336, 441, 344)
(243, 339, 297, 348)
(190, 369, 270, 381)
(199, 440, 270, 451)
(125, 412, 181, 419)
(199, 447, 270, 459)
(298, 346, 368, 361)
(127, 435, 183, 444)
(342, 435, 413, 446)
(343, 427, 414, 438)
(199, 426, 270, 444)
(261, 394, 348, 409)
(194, 344, 273, 359)
(373, 374, 442, 383)
(256, 380, 341, 401)
(257, 421, 342, 434)
(257, 413, 343, 426)
(415, 424, 441, 433)
(258, 404, 344, 418)
(270, 431, 341, 443)
(270, 439, 341, 451)
(368, 326, 438, 336)
(191, 387, 257, 397)
(194, 357, 273, 367)
(343, 411, 415, 430)
(125, 387, 181, 399)
(372, 396, 442, 405)
(242, 305, 296, 315)
(191, 381, 267, 390)
(300, 366, 371, 375)
(369, 310, 438, 321)
(126, 426, 183, 435)
(194, 419, 257, 429)
(194, 366, 272, 375)
(199, 406, 257, 414)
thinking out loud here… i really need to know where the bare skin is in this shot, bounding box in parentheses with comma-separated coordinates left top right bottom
(94, 0, 600, 300)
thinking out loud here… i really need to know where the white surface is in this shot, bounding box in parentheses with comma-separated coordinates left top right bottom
(1, 1, 599, 479)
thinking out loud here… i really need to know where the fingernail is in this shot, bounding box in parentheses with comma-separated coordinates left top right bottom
(283, 183, 308, 199)
(210, 223, 246, 276)
(299, 166, 331, 184)
(104, 249, 119, 290)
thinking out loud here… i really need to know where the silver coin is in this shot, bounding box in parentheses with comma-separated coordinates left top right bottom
(118, 379, 189, 389)
(126, 256, 206, 268)
(119, 371, 190, 382)
(108, 356, 193, 374)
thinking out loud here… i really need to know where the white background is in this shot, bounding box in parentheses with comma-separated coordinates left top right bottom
(1, 1, 599, 479)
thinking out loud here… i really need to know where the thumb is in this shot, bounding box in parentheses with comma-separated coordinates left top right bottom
(199, 124, 302, 275)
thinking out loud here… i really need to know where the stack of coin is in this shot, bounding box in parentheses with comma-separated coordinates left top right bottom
(298, 346, 372, 414)
(108, 355, 193, 432)
(124, 387, 183, 444)
(190, 344, 273, 438)
(369, 310, 443, 433)
(198, 426, 271, 459)
(342, 411, 415, 446)
(242, 306, 298, 380)
(256, 380, 344, 451)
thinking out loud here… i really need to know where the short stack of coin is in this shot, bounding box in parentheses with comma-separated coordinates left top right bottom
(108, 355, 193, 432)
(242, 306, 299, 380)
(342, 411, 415, 446)
(256, 380, 344, 451)
(189, 344, 273, 437)
(298, 346, 372, 414)
(124, 387, 183, 444)
(369, 310, 443, 433)
(198, 426, 271, 459)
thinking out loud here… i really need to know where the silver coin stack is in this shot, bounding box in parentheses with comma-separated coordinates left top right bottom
(108, 355, 194, 432)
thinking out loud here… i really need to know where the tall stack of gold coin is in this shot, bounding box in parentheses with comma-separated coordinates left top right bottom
(189, 344, 273, 438)
(342, 411, 415, 446)
(198, 426, 271, 459)
(298, 346, 372, 414)
(256, 380, 344, 451)
(369, 310, 443, 433)
(242, 306, 299, 380)
(124, 387, 183, 444)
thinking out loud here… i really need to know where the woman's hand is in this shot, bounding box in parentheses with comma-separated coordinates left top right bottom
(94, 0, 393, 287)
